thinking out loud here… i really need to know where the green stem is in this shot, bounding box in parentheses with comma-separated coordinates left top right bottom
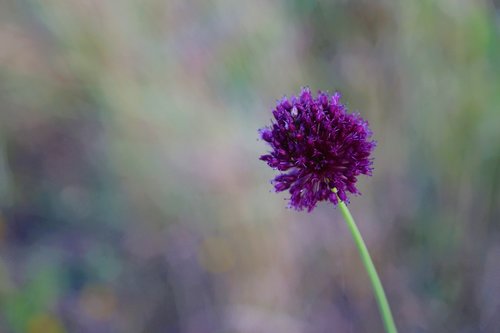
(335, 192, 398, 333)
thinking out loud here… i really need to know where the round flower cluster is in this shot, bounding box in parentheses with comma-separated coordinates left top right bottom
(259, 87, 376, 211)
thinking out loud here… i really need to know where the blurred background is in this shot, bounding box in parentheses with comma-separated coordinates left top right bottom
(1, 0, 500, 332)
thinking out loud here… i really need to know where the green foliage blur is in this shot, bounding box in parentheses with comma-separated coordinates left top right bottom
(1, 1, 500, 332)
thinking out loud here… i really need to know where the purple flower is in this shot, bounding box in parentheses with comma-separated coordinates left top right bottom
(259, 87, 376, 211)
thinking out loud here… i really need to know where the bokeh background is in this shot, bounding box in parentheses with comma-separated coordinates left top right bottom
(1, 0, 500, 332)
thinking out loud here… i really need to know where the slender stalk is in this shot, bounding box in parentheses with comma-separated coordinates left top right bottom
(335, 191, 398, 333)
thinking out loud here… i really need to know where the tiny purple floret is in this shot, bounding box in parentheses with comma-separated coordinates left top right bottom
(259, 87, 376, 212)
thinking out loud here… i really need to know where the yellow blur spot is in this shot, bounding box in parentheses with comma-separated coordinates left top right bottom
(27, 313, 65, 333)
(198, 237, 235, 274)
(79, 285, 116, 321)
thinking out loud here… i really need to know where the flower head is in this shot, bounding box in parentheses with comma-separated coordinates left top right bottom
(259, 87, 376, 211)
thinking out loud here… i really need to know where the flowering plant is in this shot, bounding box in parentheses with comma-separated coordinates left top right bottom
(260, 88, 397, 333)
